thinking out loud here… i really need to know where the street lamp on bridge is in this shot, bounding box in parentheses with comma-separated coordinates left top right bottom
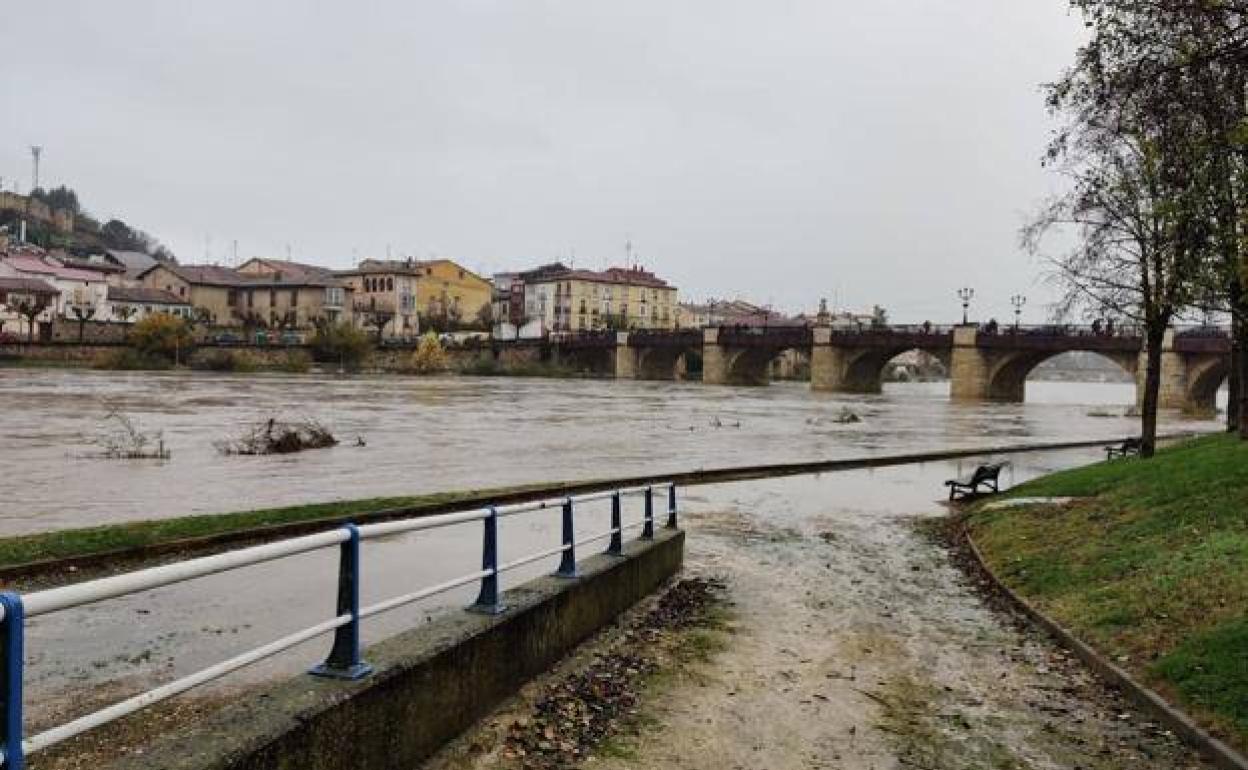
(1010, 294, 1026, 329)
(957, 287, 975, 325)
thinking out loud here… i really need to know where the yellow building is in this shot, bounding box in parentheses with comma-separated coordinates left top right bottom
(524, 266, 678, 332)
(336, 258, 492, 336)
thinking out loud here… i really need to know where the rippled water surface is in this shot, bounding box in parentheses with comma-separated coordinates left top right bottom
(0, 369, 1219, 535)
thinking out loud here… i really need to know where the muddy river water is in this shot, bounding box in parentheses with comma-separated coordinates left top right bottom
(0, 369, 1221, 534)
(0, 369, 1224, 758)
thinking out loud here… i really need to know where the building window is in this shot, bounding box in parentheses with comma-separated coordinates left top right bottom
(269, 289, 277, 307)
(290, 289, 298, 307)
(387, 277, 394, 292)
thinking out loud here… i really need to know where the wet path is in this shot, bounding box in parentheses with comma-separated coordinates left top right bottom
(585, 462, 1213, 769)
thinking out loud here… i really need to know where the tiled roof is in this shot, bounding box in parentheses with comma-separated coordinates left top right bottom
(143, 263, 344, 288)
(106, 250, 159, 278)
(107, 286, 190, 305)
(530, 265, 674, 289)
(2, 254, 108, 282)
(0, 277, 59, 295)
(239, 258, 343, 286)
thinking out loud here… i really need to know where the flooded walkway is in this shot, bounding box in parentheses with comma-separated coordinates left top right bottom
(434, 453, 1214, 770)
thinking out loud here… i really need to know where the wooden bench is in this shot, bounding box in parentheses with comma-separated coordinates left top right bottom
(945, 463, 1004, 501)
(1105, 437, 1141, 460)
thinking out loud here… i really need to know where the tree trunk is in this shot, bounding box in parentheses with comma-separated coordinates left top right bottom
(1140, 324, 1165, 458)
(1239, 312, 1248, 439)
(1229, 337, 1241, 433)
(1229, 281, 1243, 433)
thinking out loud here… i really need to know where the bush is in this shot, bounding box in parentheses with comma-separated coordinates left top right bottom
(309, 322, 371, 370)
(94, 348, 172, 371)
(193, 349, 259, 373)
(278, 350, 312, 373)
(129, 313, 194, 362)
(408, 332, 449, 374)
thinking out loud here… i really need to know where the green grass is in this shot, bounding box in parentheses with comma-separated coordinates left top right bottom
(969, 433, 1248, 747)
(0, 482, 563, 569)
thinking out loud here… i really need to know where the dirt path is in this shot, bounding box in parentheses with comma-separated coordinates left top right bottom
(428, 470, 1216, 770)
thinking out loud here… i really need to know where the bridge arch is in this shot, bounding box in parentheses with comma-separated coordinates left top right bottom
(837, 346, 951, 393)
(1184, 355, 1229, 416)
(636, 345, 700, 381)
(983, 349, 1139, 402)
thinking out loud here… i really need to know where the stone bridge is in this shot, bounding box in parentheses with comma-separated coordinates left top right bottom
(548, 325, 1232, 416)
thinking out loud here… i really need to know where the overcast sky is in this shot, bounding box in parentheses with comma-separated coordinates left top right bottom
(2, 2, 1084, 322)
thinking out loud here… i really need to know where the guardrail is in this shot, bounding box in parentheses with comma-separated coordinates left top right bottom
(0, 483, 679, 769)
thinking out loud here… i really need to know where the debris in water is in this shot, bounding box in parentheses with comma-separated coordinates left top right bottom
(95, 410, 171, 460)
(215, 418, 338, 456)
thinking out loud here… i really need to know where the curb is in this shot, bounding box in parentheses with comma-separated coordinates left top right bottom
(962, 528, 1248, 770)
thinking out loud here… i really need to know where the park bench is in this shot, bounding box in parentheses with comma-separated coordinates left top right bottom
(1105, 437, 1142, 460)
(945, 463, 1005, 501)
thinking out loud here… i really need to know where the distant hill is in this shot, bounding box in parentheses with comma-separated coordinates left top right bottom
(0, 186, 176, 262)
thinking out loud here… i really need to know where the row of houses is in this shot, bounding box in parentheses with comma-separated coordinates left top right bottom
(0, 241, 691, 342)
(1, 235, 878, 345)
(0, 241, 500, 342)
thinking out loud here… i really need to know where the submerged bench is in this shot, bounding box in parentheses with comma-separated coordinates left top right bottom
(1105, 437, 1141, 460)
(945, 463, 1005, 501)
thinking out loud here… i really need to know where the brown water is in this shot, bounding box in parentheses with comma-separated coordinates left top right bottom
(0, 368, 1222, 744)
(0, 369, 1220, 535)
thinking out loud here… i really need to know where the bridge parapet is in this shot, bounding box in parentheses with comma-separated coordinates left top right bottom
(823, 327, 953, 350)
(973, 327, 1143, 354)
(627, 329, 702, 349)
(1173, 327, 1232, 354)
(714, 325, 813, 350)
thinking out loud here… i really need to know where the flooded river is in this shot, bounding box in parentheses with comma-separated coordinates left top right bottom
(0, 368, 1224, 752)
(0, 369, 1221, 535)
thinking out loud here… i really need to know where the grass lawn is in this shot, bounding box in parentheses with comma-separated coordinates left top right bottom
(0, 482, 567, 569)
(968, 433, 1248, 748)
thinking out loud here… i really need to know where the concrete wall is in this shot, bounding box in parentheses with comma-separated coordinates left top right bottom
(113, 529, 684, 770)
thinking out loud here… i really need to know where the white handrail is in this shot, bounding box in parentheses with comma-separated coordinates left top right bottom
(357, 507, 489, 540)
(23, 529, 350, 618)
(24, 613, 351, 753)
(8, 482, 677, 761)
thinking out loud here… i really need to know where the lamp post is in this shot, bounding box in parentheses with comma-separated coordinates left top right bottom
(957, 287, 975, 325)
(1010, 294, 1026, 330)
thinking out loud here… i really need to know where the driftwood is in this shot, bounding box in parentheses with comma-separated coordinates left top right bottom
(96, 411, 170, 460)
(215, 418, 338, 456)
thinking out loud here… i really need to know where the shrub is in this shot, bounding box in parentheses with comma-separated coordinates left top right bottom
(309, 322, 371, 370)
(129, 313, 194, 362)
(193, 349, 259, 373)
(94, 348, 171, 371)
(278, 350, 312, 373)
(408, 332, 449, 374)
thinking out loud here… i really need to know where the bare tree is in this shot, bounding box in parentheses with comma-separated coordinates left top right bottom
(70, 302, 96, 343)
(7, 294, 53, 342)
(1026, 129, 1201, 457)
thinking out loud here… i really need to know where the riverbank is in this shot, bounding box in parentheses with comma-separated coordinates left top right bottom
(966, 434, 1248, 753)
(0, 439, 1133, 584)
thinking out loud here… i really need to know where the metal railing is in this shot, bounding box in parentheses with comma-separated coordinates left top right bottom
(0, 483, 679, 769)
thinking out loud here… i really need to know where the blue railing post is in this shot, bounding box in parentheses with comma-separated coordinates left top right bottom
(556, 498, 578, 578)
(667, 484, 678, 528)
(607, 492, 624, 555)
(472, 507, 505, 614)
(0, 593, 23, 770)
(642, 487, 655, 539)
(310, 525, 373, 680)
